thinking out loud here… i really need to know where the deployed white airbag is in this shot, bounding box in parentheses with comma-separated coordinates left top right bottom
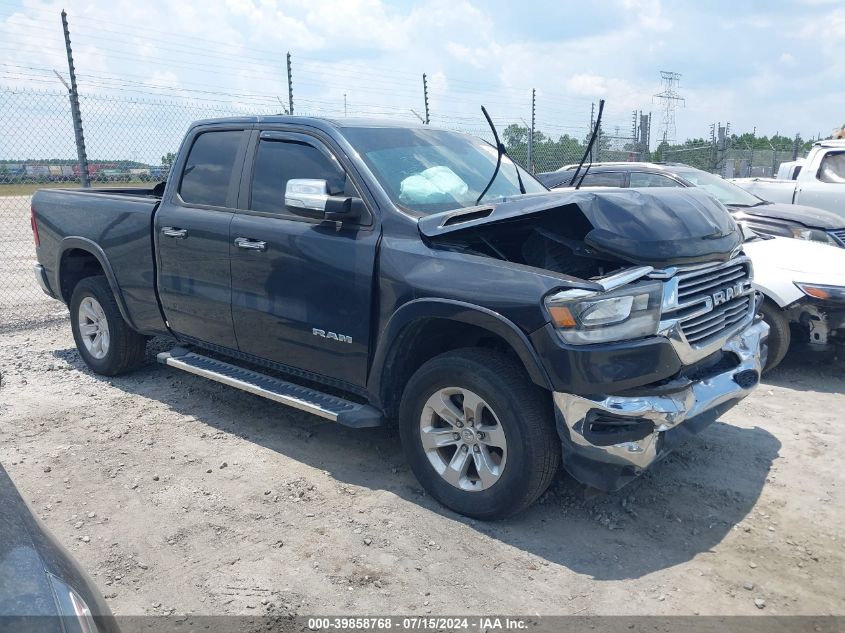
(399, 166, 469, 204)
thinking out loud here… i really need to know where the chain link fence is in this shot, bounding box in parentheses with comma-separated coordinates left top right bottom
(1, 85, 283, 328)
(1, 84, 640, 329)
(660, 143, 800, 178)
(721, 148, 800, 178)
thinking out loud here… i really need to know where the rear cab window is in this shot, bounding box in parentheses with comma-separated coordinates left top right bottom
(818, 151, 845, 184)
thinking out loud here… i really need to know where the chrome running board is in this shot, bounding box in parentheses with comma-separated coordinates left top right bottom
(156, 348, 383, 428)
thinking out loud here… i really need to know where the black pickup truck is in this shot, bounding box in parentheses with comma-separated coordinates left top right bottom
(31, 117, 768, 518)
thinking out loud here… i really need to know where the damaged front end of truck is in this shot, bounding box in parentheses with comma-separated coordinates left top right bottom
(419, 187, 769, 491)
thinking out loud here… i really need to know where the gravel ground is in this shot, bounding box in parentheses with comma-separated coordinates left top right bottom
(0, 194, 61, 327)
(0, 316, 842, 618)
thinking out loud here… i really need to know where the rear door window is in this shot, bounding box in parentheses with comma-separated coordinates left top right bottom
(629, 172, 683, 188)
(179, 130, 244, 207)
(578, 172, 626, 187)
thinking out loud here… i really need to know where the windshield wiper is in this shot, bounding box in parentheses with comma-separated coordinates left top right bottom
(570, 99, 605, 190)
(476, 105, 526, 205)
(730, 200, 768, 208)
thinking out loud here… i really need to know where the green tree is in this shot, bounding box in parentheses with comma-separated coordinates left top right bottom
(161, 152, 176, 168)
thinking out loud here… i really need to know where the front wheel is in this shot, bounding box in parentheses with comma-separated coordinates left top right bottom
(70, 276, 147, 376)
(759, 298, 791, 373)
(398, 349, 560, 519)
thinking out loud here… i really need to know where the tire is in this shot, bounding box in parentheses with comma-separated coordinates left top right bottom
(759, 298, 791, 373)
(398, 348, 561, 519)
(69, 276, 147, 376)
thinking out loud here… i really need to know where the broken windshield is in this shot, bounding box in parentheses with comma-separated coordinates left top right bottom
(341, 126, 546, 215)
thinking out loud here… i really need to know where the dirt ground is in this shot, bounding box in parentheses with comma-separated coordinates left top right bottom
(0, 315, 842, 618)
(0, 195, 61, 327)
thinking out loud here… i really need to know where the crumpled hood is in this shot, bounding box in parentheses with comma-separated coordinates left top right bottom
(729, 201, 845, 230)
(418, 187, 742, 267)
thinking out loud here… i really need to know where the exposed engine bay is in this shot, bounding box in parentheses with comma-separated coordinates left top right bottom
(418, 187, 743, 282)
(429, 208, 625, 280)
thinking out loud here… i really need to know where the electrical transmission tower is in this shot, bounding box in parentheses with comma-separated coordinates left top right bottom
(653, 71, 684, 145)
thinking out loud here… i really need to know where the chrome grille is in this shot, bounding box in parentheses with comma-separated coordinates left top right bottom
(677, 264, 747, 302)
(674, 260, 754, 346)
(829, 228, 845, 247)
(682, 295, 751, 344)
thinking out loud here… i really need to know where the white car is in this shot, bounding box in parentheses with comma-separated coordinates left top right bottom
(743, 233, 845, 371)
(731, 140, 845, 220)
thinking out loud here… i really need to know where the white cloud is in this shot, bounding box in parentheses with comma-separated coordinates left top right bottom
(621, 0, 672, 31)
(0, 0, 843, 155)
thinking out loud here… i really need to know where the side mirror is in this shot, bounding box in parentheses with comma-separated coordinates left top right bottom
(285, 178, 363, 223)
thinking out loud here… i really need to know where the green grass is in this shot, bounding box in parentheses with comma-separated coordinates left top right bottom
(0, 180, 154, 197)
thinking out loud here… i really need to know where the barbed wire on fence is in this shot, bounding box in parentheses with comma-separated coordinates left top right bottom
(1, 83, 636, 324)
(0, 80, 808, 328)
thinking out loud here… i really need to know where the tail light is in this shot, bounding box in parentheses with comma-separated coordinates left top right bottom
(31, 204, 40, 246)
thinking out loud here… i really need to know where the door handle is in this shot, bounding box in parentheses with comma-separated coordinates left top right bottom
(234, 237, 267, 252)
(161, 226, 188, 239)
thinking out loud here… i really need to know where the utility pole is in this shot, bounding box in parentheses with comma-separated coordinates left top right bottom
(596, 120, 602, 162)
(344, 93, 347, 117)
(286, 52, 294, 115)
(748, 126, 756, 177)
(772, 131, 779, 176)
(709, 123, 717, 172)
(792, 133, 800, 161)
(528, 88, 535, 172)
(60, 10, 89, 188)
(637, 111, 651, 158)
(631, 111, 638, 159)
(422, 73, 430, 124)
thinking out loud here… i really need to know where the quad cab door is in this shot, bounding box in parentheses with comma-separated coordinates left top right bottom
(154, 127, 251, 349)
(229, 130, 379, 388)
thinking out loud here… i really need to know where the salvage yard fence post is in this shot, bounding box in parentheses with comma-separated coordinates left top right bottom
(60, 10, 90, 189)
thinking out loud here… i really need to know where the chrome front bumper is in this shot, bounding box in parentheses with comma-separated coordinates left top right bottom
(553, 318, 769, 491)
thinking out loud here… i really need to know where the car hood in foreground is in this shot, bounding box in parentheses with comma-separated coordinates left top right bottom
(730, 201, 845, 230)
(0, 465, 118, 632)
(418, 188, 741, 268)
(0, 467, 61, 622)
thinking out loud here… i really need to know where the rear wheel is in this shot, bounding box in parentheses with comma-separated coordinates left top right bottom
(70, 276, 147, 376)
(399, 348, 560, 519)
(760, 298, 791, 373)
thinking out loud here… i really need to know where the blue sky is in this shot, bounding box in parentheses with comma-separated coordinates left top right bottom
(0, 0, 841, 159)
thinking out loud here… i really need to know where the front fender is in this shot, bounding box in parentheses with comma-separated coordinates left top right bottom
(367, 298, 552, 399)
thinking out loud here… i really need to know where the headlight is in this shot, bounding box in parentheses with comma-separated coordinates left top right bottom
(790, 227, 839, 247)
(795, 282, 845, 303)
(46, 573, 97, 633)
(545, 280, 663, 344)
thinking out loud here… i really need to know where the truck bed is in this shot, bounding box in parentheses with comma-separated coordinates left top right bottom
(31, 187, 166, 335)
(44, 185, 163, 199)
